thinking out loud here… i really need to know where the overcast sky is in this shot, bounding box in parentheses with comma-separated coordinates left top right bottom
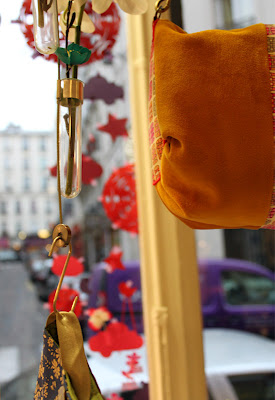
(0, 0, 57, 131)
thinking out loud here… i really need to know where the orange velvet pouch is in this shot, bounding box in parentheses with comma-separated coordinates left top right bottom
(149, 20, 275, 230)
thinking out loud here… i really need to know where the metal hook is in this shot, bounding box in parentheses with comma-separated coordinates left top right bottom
(48, 224, 78, 313)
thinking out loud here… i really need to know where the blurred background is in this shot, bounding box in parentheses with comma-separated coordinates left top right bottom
(0, 1, 274, 399)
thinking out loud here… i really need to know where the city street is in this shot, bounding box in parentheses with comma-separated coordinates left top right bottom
(0, 261, 48, 385)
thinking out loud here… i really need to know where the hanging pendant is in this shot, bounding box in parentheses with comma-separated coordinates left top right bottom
(58, 78, 83, 199)
(32, 0, 59, 54)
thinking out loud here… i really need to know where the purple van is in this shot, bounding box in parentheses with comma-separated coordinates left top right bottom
(199, 258, 275, 337)
(88, 258, 275, 337)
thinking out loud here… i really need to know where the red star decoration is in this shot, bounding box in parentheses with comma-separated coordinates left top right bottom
(104, 246, 125, 273)
(98, 114, 128, 141)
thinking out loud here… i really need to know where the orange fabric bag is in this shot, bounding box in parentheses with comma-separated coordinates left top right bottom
(149, 19, 275, 230)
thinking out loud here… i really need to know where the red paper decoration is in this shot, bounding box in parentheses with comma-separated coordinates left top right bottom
(48, 288, 83, 317)
(50, 154, 103, 186)
(122, 353, 143, 380)
(98, 114, 128, 141)
(118, 281, 137, 298)
(18, 0, 120, 64)
(51, 255, 84, 276)
(88, 321, 143, 357)
(104, 246, 125, 273)
(101, 164, 138, 234)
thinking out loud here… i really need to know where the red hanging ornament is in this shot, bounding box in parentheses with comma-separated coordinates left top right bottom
(48, 288, 83, 317)
(88, 321, 143, 357)
(104, 246, 125, 273)
(98, 114, 128, 141)
(119, 281, 138, 332)
(50, 154, 103, 186)
(51, 255, 84, 276)
(18, 0, 120, 64)
(101, 164, 138, 234)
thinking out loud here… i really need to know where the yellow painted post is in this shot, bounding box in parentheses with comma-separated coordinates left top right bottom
(126, 5, 208, 400)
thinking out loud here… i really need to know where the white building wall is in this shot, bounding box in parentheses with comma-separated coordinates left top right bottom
(0, 124, 59, 238)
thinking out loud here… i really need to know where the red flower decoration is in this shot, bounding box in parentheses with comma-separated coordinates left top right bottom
(18, 0, 120, 64)
(101, 164, 138, 234)
(50, 155, 103, 186)
(89, 321, 143, 357)
(51, 255, 84, 276)
(48, 288, 82, 317)
(98, 114, 128, 141)
(118, 281, 137, 298)
(104, 246, 125, 273)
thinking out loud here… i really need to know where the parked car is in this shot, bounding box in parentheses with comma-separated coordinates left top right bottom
(0, 249, 21, 262)
(88, 259, 275, 337)
(199, 259, 275, 337)
(204, 328, 275, 400)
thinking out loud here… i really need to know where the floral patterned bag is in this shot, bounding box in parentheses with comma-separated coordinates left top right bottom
(34, 310, 104, 400)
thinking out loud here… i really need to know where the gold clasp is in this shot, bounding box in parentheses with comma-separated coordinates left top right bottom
(154, 0, 171, 19)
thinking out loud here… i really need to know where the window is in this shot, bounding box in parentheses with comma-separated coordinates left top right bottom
(15, 222, 21, 234)
(2, 221, 7, 235)
(229, 373, 275, 400)
(4, 158, 11, 170)
(23, 158, 29, 170)
(22, 137, 29, 151)
(41, 177, 48, 191)
(0, 201, 7, 215)
(222, 270, 275, 306)
(40, 137, 46, 151)
(3, 137, 11, 151)
(15, 201, 21, 215)
(40, 158, 48, 170)
(31, 200, 37, 214)
(23, 176, 31, 191)
(45, 200, 52, 214)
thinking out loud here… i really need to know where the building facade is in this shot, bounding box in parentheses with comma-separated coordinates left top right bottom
(0, 124, 58, 239)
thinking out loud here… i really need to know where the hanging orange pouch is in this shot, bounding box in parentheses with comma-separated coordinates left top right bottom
(149, 20, 275, 230)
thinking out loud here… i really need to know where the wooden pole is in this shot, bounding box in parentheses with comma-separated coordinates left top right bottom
(126, 4, 208, 400)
